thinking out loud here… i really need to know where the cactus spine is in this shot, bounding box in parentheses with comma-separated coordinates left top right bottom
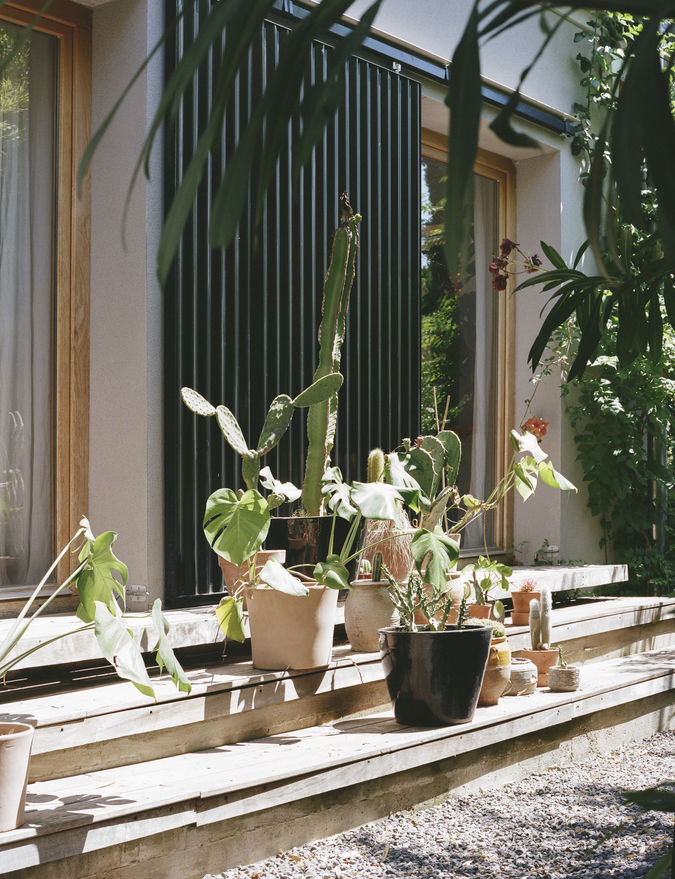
(371, 551, 383, 582)
(529, 585, 552, 649)
(302, 193, 360, 515)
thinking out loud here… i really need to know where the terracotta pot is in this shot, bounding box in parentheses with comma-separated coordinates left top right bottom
(218, 549, 286, 600)
(0, 722, 34, 832)
(548, 665, 580, 692)
(378, 624, 492, 726)
(520, 647, 559, 686)
(478, 636, 512, 706)
(510, 611, 532, 627)
(468, 603, 491, 620)
(413, 572, 465, 626)
(245, 583, 338, 671)
(511, 590, 540, 616)
(504, 657, 538, 695)
(345, 580, 399, 652)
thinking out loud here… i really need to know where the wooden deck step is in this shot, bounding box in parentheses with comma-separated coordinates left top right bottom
(1, 648, 672, 879)
(2, 596, 672, 784)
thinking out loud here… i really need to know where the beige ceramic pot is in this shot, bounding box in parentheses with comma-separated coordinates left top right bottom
(218, 549, 286, 596)
(478, 635, 512, 706)
(345, 580, 399, 652)
(0, 722, 34, 832)
(548, 665, 580, 692)
(245, 583, 338, 671)
(520, 647, 559, 686)
(504, 657, 538, 695)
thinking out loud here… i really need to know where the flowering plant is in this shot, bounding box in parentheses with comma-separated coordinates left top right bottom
(489, 238, 542, 292)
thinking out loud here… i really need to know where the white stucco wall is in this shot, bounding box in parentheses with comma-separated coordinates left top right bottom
(89, 0, 164, 600)
(85, 0, 603, 601)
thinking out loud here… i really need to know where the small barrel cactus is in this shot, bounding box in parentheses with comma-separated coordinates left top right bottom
(529, 585, 552, 649)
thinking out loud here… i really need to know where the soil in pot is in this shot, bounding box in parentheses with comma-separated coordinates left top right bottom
(378, 625, 492, 726)
(548, 665, 581, 692)
(477, 635, 512, 706)
(0, 722, 34, 832)
(245, 583, 338, 671)
(345, 581, 399, 653)
(520, 647, 559, 686)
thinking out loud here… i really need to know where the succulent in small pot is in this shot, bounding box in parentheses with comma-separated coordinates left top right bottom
(548, 645, 580, 692)
(463, 556, 511, 621)
(519, 586, 558, 686)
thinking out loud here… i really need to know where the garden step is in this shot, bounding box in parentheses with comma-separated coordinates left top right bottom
(0, 648, 672, 879)
(1, 596, 671, 784)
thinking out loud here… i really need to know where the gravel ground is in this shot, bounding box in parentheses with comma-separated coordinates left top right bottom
(205, 730, 674, 879)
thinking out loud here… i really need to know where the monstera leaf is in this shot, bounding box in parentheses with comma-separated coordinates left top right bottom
(75, 524, 128, 623)
(203, 488, 270, 566)
(215, 596, 246, 643)
(411, 529, 460, 591)
(93, 601, 155, 698)
(151, 600, 192, 693)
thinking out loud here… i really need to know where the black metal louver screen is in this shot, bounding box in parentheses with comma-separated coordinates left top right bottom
(163, 4, 421, 606)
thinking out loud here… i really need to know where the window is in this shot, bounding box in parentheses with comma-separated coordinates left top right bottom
(0, 2, 91, 587)
(421, 130, 514, 552)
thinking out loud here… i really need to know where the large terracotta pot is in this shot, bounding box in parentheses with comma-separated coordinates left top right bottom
(345, 580, 399, 652)
(478, 635, 512, 706)
(520, 647, 559, 686)
(245, 583, 338, 671)
(378, 624, 492, 726)
(0, 722, 34, 832)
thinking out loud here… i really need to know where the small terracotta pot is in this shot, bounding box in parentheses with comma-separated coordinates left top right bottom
(510, 611, 531, 627)
(478, 636, 512, 706)
(511, 590, 540, 616)
(0, 722, 34, 832)
(245, 583, 337, 671)
(520, 647, 559, 686)
(345, 580, 399, 652)
(468, 603, 491, 620)
(548, 665, 580, 692)
(413, 572, 465, 626)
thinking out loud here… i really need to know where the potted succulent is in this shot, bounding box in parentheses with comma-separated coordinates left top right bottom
(510, 578, 541, 626)
(0, 518, 190, 831)
(378, 567, 492, 726)
(463, 556, 512, 621)
(520, 586, 559, 685)
(344, 551, 399, 653)
(473, 619, 512, 706)
(548, 645, 581, 692)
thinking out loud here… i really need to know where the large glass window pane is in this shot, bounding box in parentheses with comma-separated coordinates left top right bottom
(421, 155, 500, 549)
(0, 25, 57, 585)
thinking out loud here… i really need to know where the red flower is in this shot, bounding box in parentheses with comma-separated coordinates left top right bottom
(488, 258, 507, 275)
(500, 238, 518, 257)
(526, 254, 543, 274)
(492, 274, 508, 291)
(522, 416, 549, 441)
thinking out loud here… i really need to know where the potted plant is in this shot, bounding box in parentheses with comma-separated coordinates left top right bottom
(520, 586, 559, 685)
(510, 577, 541, 626)
(473, 619, 512, 707)
(463, 556, 512, 621)
(344, 551, 399, 653)
(378, 567, 492, 726)
(548, 645, 581, 692)
(0, 518, 191, 831)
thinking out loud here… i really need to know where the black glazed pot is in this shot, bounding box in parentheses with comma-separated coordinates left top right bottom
(266, 515, 359, 580)
(378, 625, 492, 726)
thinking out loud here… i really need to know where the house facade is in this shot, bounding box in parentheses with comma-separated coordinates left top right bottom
(0, 0, 604, 610)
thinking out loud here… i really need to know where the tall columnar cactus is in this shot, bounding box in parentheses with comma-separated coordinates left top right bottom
(302, 193, 361, 515)
(181, 373, 341, 499)
(529, 585, 552, 649)
(371, 551, 383, 581)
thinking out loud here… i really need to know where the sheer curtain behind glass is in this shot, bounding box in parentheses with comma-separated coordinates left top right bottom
(421, 158, 499, 549)
(0, 26, 56, 585)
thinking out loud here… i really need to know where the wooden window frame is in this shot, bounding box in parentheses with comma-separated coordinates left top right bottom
(421, 128, 516, 554)
(1, 0, 91, 583)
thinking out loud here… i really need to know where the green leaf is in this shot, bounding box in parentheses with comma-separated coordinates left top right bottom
(215, 405, 249, 457)
(150, 600, 192, 692)
(437, 430, 461, 485)
(203, 489, 270, 566)
(511, 429, 548, 464)
(313, 555, 350, 590)
(513, 463, 536, 501)
(445, 1, 481, 278)
(241, 453, 261, 492)
(351, 481, 404, 520)
(402, 447, 436, 500)
(292, 372, 344, 407)
(259, 466, 302, 503)
(410, 529, 459, 591)
(93, 602, 154, 699)
(75, 530, 128, 623)
(538, 461, 577, 492)
(215, 596, 246, 643)
(539, 241, 568, 271)
(259, 559, 309, 596)
(322, 478, 358, 520)
(489, 90, 539, 148)
(256, 395, 295, 454)
(623, 783, 675, 814)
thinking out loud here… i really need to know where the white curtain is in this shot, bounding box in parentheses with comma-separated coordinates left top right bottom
(464, 175, 498, 549)
(0, 28, 55, 585)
